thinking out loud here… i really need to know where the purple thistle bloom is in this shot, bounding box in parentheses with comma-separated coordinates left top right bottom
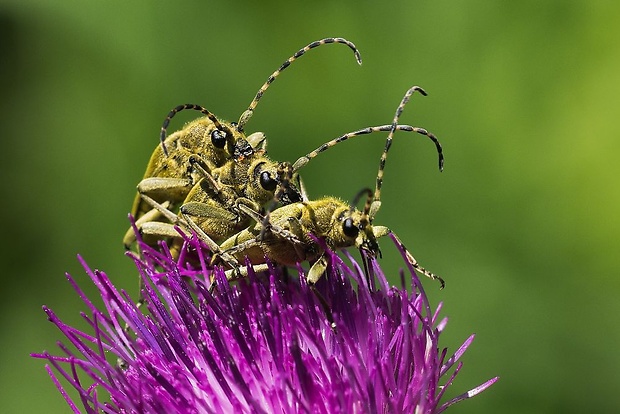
(33, 233, 498, 413)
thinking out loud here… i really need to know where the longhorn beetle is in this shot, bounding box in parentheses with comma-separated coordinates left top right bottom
(217, 86, 445, 288)
(124, 38, 362, 249)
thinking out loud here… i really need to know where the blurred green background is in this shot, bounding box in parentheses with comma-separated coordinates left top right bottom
(1, 1, 618, 413)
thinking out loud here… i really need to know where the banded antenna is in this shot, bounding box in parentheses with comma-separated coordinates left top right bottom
(237, 37, 362, 131)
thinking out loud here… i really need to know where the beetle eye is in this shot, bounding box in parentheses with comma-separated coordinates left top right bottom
(260, 171, 277, 191)
(211, 129, 227, 148)
(342, 217, 359, 238)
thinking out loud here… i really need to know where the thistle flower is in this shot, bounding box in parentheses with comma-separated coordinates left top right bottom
(33, 233, 498, 413)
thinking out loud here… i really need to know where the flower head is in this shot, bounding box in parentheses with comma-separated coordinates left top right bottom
(33, 233, 497, 413)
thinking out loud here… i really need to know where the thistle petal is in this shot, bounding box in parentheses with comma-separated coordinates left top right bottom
(33, 233, 497, 413)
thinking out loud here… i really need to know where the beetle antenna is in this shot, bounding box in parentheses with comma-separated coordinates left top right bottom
(350, 188, 373, 228)
(238, 37, 362, 131)
(292, 124, 443, 173)
(372, 86, 442, 219)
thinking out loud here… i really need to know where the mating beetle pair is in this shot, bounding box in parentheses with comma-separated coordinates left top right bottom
(126, 38, 444, 289)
